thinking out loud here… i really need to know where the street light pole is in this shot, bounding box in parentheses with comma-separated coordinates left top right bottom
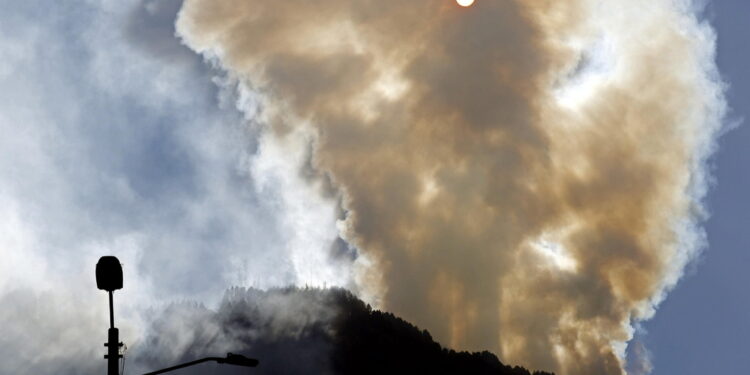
(97, 256, 124, 375)
(95, 256, 259, 374)
(106, 325, 121, 375)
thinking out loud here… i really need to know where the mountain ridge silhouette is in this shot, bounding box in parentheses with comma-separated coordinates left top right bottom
(135, 286, 555, 375)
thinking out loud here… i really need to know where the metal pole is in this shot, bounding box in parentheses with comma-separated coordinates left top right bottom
(105, 291, 120, 375)
(106, 328, 120, 375)
(108, 291, 114, 328)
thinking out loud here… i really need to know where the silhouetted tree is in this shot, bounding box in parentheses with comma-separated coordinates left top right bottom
(136, 287, 555, 375)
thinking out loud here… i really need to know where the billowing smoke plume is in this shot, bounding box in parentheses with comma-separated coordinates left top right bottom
(177, 1, 726, 374)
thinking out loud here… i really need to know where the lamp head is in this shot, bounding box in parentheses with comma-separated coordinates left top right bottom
(222, 353, 259, 368)
(96, 256, 123, 292)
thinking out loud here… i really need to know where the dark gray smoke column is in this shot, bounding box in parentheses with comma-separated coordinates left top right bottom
(176, 1, 726, 374)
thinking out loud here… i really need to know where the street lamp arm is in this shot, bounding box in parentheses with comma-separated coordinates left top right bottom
(142, 353, 259, 375)
(141, 357, 223, 375)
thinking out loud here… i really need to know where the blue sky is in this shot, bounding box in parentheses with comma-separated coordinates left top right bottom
(0, 1, 746, 374)
(642, 1, 750, 373)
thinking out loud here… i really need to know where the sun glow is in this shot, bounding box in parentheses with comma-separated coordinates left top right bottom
(456, 0, 474, 7)
(532, 238, 577, 272)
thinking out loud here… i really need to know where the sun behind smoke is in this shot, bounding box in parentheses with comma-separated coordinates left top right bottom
(456, 0, 474, 7)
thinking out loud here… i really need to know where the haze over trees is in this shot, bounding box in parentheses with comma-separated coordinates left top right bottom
(135, 287, 555, 375)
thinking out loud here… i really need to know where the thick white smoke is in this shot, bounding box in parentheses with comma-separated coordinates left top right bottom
(0, 1, 355, 373)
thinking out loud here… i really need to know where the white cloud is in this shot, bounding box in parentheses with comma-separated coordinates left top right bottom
(0, 1, 350, 373)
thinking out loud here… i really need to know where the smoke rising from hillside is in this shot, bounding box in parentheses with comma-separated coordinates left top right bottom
(176, 1, 725, 374)
(134, 287, 554, 375)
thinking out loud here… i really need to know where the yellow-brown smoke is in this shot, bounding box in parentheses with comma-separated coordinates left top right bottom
(176, 1, 725, 374)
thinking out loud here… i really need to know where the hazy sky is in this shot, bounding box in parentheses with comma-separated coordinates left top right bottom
(0, 1, 746, 374)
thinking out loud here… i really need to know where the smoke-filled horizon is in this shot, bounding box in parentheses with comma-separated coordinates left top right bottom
(176, 1, 726, 374)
